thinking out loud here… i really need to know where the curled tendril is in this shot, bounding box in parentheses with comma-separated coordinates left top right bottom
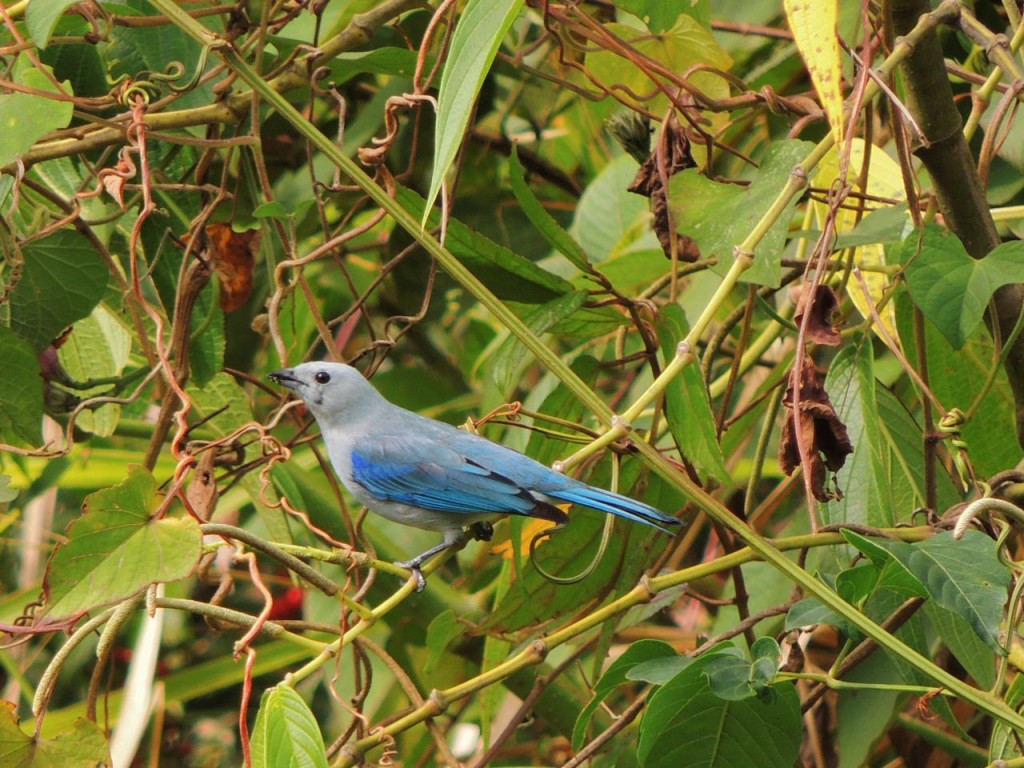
(528, 517, 613, 586)
(163, 48, 212, 93)
(113, 50, 210, 105)
(937, 407, 973, 492)
(117, 79, 158, 106)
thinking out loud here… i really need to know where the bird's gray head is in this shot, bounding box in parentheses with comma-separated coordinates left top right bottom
(269, 362, 380, 425)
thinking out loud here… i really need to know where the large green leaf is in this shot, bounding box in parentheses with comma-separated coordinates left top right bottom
(894, 292, 1022, 482)
(0, 327, 44, 444)
(508, 148, 590, 271)
(425, 0, 525, 219)
(394, 185, 572, 302)
(843, 529, 1010, 650)
(668, 140, 814, 286)
(823, 342, 894, 529)
(924, 601, 996, 690)
(43, 466, 202, 620)
(0, 58, 74, 167)
(638, 650, 801, 768)
(489, 291, 587, 393)
(25, 1, 82, 49)
(573, 639, 677, 750)
(9, 230, 108, 351)
(895, 226, 1024, 349)
(586, 15, 732, 114)
(656, 302, 730, 483)
(572, 154, 656, 263)
(56, 304, 132, 437)
(0, 702, 109, 768)
(250, 685, 328, 768)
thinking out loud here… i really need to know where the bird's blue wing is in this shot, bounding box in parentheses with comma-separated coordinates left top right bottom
(350, 437, 564, 520)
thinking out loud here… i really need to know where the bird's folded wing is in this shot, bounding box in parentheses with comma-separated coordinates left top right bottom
(350, 442, 541, 516)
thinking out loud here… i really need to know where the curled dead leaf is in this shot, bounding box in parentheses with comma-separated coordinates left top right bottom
(795, 284, 842, 346)
(626, 113, 700, 262)
(205, 222, 260, 312)
(778, 354, 852, 501)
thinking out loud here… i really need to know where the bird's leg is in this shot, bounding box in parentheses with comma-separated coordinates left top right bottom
(395, 528, 468, 592)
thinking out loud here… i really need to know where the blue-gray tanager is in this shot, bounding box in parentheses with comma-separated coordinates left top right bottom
(270, 362, 679, 590)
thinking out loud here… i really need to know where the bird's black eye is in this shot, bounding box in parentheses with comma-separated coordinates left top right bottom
(314, 371, 331, 384)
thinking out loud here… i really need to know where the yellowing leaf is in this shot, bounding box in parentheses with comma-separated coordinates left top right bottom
(586, 16, 732, 123)
(813, 139, 905, 343)
(785, 0, 844, 145)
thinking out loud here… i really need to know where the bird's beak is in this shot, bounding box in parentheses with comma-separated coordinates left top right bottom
(269, 369, 301, 390)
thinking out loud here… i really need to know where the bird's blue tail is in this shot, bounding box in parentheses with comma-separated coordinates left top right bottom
(546, 487, 680, 533)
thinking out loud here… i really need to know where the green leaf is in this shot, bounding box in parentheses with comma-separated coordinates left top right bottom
(572, 639, 677, 750)
(424, 610, 464, 675)
(0, 475, 17, 503)
(894, 292, 1021, 480)
(250, 684, 328, 768)
(655, 303, 731, 482)
(668, 140, 814, 286)
(26, 1, 82, 49)
(749, 636, 781, 689)
(823, 342, 896, 529)
(43, 466, 202, 620)
(841, 530, 929, 598)
(572, 155, 655, 263)
(0, 701, 109, 768)
(845, 530, 1010, 650)
(490, 292, 587, 393)
(9, 230, 108, 351)
(617, 0, 710, 31)
(188, 287, 225, 388)
(701, 650, 758, 701)
(896, 227, 1024, 349)
(329, 47, 423, 83)
(0, 327, 44, 444)
(508, 147, 590, 270)
(786, 597, 859, 636)
(638, 652, 801, 768)
(924, 602, 996, 690)
(393, 185, 573, 302)
(56, 304, 132, 437)
(425, 0, 525, 220)
(627, 656, 691, 685)
(0, 58, 74, 167)
(586, 16, 731, 114)
(835, 562, 880, 604)
(832, 204, 910, 250)
(876, 384, 959, 519)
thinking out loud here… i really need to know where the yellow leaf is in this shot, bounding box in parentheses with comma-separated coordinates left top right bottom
(785, 0, 844, 145)
(813, 139, 906, 343)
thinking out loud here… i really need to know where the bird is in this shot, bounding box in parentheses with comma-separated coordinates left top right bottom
(269, 362, 680, 590)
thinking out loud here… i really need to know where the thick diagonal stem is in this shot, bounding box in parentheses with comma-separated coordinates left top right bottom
(890, 0, 1024, 446)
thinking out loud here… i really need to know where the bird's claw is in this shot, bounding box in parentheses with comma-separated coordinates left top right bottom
(395, 558, 428, 592)
(394, 523, 492, 592)
(409, 567, 426, 592)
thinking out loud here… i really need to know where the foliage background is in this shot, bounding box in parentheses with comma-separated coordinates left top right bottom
(3, 0, 1024, 766)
